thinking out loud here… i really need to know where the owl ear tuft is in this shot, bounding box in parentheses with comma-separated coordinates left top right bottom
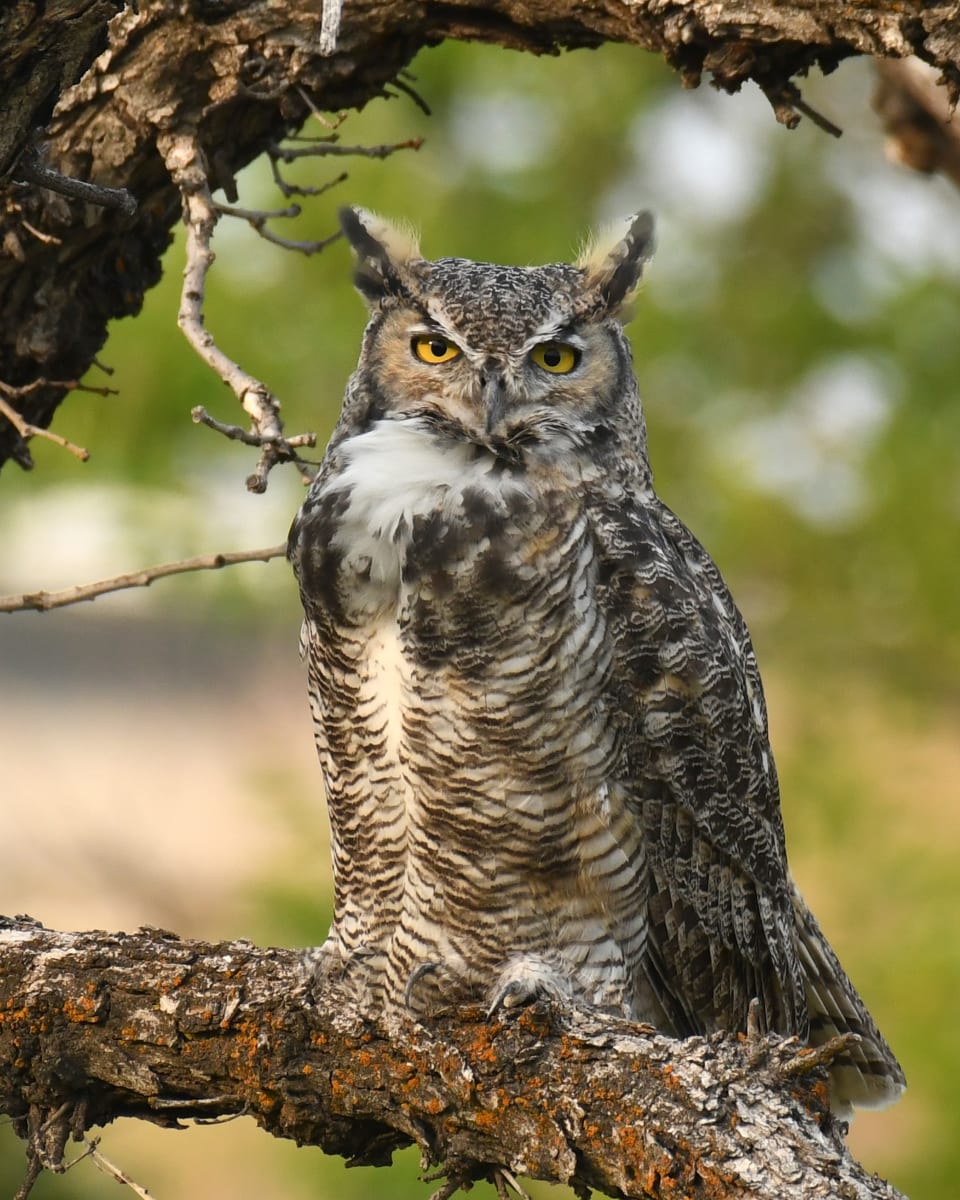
(577, 211, 656, 317)
(339, 207, 421, 306)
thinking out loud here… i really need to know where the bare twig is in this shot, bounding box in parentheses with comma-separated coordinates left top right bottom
(20, 219, 62, 246)
(192, 405, 315, 450)
(15, 144, 138, 216)
(82, 1139, 156, 1199)
(391, 74, 432, 116)
(0, 394, 89, 462)
(295, 87, 348, 130)
(214, 200, 342, 255)
(270, 136, 424, 163)
(499, 1168, 532, 1200)
(759, 80, 842, 136)
(0, 545, 287, 614)
(0, 377, 116, 400)
(148, 1096, 236, 1110)
(158, 131, 318, 492)
(268, 156, 347, 200)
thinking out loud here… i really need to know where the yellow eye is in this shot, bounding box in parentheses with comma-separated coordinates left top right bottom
(530, 341, 580, 374)
(412, 334, 461, 364)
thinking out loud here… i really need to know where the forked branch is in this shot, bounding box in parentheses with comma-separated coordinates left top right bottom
(0, 919, 907, 1200)
(158, 131, 319, 493)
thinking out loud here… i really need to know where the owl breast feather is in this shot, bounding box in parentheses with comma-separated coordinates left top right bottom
(315, 416, 538, 615)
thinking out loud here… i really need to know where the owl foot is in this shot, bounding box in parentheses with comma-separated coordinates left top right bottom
(300, 938, 377, 992)
(486, 955, 574, 1017)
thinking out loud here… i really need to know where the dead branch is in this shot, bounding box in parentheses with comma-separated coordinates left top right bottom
(0, 544, 287, 613)
(0, 393, 89, 462)
(14, 143, 137, 216)
(265, 131, 421, 199)
(213, 200, 342, 256)
(269, 136, 425, 162)
(0, 918, 907, 1200)
(159, 130, 319, 491)
(80, 1139, 157, 1200)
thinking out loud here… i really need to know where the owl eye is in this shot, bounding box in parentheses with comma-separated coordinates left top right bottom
(530, 341, 580, 374)
(412, 334, 462, 364)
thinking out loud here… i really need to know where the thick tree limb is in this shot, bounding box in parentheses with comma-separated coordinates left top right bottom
(0, 918, 906, 1200)
(2, 1, 960, 471)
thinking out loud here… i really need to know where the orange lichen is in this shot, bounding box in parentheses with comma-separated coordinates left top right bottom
(616, 1123, 642, 1154)
(463, 1023, 499, 1064)
(0, 1005, 31, 1023)
(62, 995, 100, 1023)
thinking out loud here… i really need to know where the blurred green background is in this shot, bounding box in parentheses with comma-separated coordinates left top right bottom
(2, 37, 958, 1200)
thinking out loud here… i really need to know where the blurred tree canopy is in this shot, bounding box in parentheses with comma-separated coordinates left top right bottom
(2, 13, 959, 1200)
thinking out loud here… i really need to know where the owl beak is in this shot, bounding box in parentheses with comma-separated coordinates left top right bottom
(482, 371, 508, 435)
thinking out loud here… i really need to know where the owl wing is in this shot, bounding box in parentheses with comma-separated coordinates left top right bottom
(591, 489, 807, 1040)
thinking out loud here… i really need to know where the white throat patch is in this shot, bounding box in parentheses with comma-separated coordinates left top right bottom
(321, 418, 520, 608)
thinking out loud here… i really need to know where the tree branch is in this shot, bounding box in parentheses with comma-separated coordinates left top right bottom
(0, 393, 90, 464)
(159, 130, 319, 492)
(0, 918, 907, 1200)
(3, 1, 960, 471)
(0, 544, 287, 613)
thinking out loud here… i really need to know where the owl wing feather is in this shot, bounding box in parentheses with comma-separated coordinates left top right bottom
(591, 488, 808, 1040)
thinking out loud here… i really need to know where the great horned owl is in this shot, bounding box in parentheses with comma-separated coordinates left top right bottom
(288, 207, 905, 1114)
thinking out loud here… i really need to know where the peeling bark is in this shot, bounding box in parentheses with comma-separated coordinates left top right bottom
(1, 1, 960, 471)
(0, 918, 906, 1200)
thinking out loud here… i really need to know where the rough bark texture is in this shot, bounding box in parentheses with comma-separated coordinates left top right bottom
(0, 917, 906, 1200)
(2, 0, 960, 470)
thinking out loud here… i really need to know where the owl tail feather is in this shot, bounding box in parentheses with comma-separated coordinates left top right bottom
(792, 885, 906, 1116)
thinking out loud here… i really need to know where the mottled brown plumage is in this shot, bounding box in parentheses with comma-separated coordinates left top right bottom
(288, 207, 905, 1114)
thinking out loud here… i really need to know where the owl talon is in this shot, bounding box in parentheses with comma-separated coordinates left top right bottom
(300, 939, 376, 989)
(487, 955, 573, 1017)
(487, 978, 540, 1018)
(404, 961, 441, 1010)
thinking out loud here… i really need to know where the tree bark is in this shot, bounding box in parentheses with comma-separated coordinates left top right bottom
(0, 917, 906, 1200)
(1, 0, 959, 471)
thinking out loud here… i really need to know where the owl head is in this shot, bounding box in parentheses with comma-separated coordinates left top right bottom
(335, 206, 655, 475)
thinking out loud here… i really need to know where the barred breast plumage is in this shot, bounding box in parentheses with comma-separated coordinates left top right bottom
(287, 206, 905, 1116)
